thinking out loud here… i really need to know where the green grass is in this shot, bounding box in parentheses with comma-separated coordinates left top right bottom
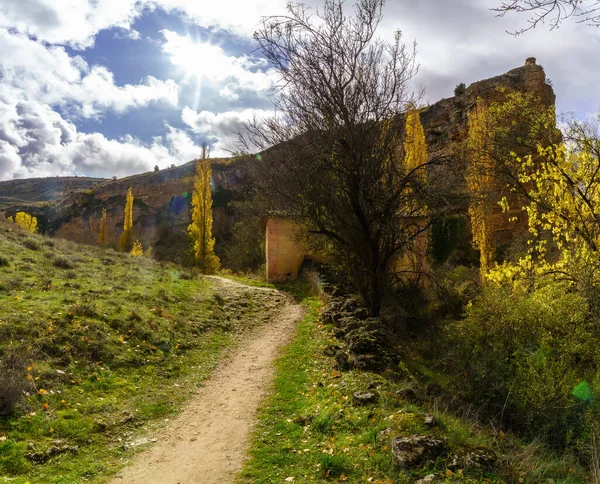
(0, 218, 283, 483)
(238, 292, 589, 483)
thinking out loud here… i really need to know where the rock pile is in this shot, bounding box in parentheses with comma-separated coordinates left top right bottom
(321, 296, 398, 373)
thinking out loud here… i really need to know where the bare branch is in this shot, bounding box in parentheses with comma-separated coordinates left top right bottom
(493, 0, 600, 34)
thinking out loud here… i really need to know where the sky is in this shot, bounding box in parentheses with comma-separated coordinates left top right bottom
(0, 0, 599, 181)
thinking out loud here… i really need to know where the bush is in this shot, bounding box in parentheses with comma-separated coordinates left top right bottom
(0, 350, 29, 416)
(454, 82, 466, 96)
(0, 255, 9, 267)
(443, 282, 600, 449)
(53, 256, 75, 269)
(23, 238, 40, 251)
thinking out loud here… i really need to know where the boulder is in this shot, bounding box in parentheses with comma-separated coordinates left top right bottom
(345, 326, 386, 355)
(376, 427, 394, 442)
(423, 414, 436, 427)
(354, 307, 369, 320)
(341, 298, 357, 313)
(352, 391, 379, 405)
(415, 475, 439, 484)
(25, 440, 79, 464)
(447, 449, 497, 471)
(339, 316, 363, 333)
(396, 387, 422, 403)
(334, 350, 351, 371)
(391, 435, 447, 467)
(351, 354, 390, 372)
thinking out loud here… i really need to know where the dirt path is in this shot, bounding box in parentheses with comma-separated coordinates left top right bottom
(113, 278, 303, 484)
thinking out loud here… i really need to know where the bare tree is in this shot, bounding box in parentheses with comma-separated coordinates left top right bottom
(493, 0, 600, 33)
(240, 0, 447, 316)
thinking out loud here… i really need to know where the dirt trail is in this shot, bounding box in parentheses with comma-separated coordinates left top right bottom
(113, 278, 303, 484)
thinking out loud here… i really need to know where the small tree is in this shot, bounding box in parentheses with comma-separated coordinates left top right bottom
(99, 208, 107, 246)
(188, 149, 220, 273)
(130, 240, 143, 256)
(13, 212, 37, 233)
(119, 188, 134, 252)
(454, 83, 467, 97)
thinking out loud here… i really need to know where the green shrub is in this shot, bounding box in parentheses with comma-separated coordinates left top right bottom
(0, 255, 9, 267)
(0, 350, 29, 416)
(23, 238, 40, 250)
(443, 282, 600, 449)
(53, 256, 75, 269)
(446, 283, 600, 447)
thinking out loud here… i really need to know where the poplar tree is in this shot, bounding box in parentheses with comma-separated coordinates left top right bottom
(188, 150, 220, 274)
(403, 109, 428, 213)
(466, 99, 495, 278)
(119, 188, 134, 252)
(99, 208, 107, 246)
(403, 109, 427, 177)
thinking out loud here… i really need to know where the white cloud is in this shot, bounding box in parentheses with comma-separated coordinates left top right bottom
(160, 30, 276, 99)
(0, 98, 205, 180)
(181, 106, 273, 155)
(0, 0, 145, 49)
(0, 29, 179, 119)
(0, 0, 288, 48)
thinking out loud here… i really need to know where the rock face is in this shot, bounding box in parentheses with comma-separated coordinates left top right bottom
(419, 59, 554, 157)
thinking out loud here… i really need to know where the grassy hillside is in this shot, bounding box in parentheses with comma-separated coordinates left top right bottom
(0, 218, 284, 483)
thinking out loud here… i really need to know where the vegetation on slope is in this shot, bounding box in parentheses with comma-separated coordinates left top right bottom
(240, 285, 588, 483)
(0, 217, 284, 483)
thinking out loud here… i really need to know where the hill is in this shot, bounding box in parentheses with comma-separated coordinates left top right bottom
(0, 216, 284, 482)
(0, 176, 106, 210)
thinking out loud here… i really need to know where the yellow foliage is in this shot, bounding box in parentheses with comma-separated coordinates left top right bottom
(119, 188, 134, 252)
(482, 90, 600, 291)
(99, 208, 107, 246)
(403, 109, 428, 215)
(403, 109, 427, 178)
(188, 157, 220, 274)
(13, 212, 37, 233)
(130, 240, 143, 256)
(466, 99, 494, 279)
